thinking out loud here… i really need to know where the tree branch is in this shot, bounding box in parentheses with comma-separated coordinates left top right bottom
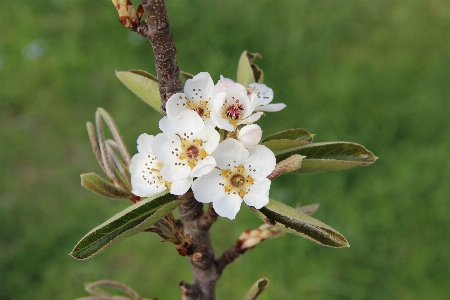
(135, 0, 183, 113)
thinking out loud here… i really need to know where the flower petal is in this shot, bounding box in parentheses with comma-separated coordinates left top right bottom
(159, 116, 176, 133)
(191, 155, 216, 178)
(238, 124, 262, 148)
(195, 125, 220, 154)
(172, 110, 205, 137)
(249, 83, 274, 106)
(129, 153, 167, 197)
(184, 72, 214, 102)
(160, 160, 191, 182)
(255, 103, 286, 112)
(152, 132, 181, 163)
(237, 112, 263, 125)
(166, 93, 188, 120)
(210, 107, 234, 131)
(170, 177, 193, 195)
(137, 133, 154, 154)
(213, 139, 249, 169)
(212, 193, 242, 220)
(245, 145, 276, 178)
(243, 177, 271, 209)
(192, 169, 225, 203)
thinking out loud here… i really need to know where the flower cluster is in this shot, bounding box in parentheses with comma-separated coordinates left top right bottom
(130, 72, 285, 219)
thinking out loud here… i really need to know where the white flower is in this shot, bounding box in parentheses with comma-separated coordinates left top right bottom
(192, 138, 276, 220)
(166, 72, 215, 126)
(248, 83, 286, 112)
(210, 82, 262, 131)
(237, 124, 262, 148)
(129, 134, 192, 196)
(153, 110, 220, 182)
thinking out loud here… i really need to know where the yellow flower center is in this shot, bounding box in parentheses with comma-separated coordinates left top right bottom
(221, 165, 254, 198)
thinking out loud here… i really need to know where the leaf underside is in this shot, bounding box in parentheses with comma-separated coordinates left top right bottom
(243, 278, 269, 300)
(80, 173, 130, 199)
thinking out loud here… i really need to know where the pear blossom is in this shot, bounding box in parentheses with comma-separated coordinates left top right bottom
(237, 124, 262, 148)
(166, 72, 215, 126)
(210, 82, 262, 131)
(248, 83, 286, 112)
(152, 110, 220, 183)
(192, 138, 276, 220)
(129, 134, 192, 196)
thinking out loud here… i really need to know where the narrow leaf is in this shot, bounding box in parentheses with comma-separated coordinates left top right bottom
(237, 51, 264, 87)
(297, 203, 320, 216)
(268, 154, 305, 179)
(115, 70, 161, 113)
(70, 191, 180, 260)
(276, 142, 378, 173)
(128, 69, 158, 82)
(261, 128, 314, 152)
(81, 173, 130, 199)
(250, 199, 349, 248)
(243, 278, 269, 300)
(84, 280, 140, 300)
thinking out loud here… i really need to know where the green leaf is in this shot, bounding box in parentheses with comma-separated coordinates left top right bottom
(83, 280, 140, 300)
(70, 191, 180, 260)
(268, 154, 305, 179)
(115, 70, 161, 113)
(250, 199, 349, 248)
(243, 278, 269, 300)
(261, 128, 314, 152)
(237, 51, 264, 87)
(80, 173, 130, 199)
(276, 142, 378, 173)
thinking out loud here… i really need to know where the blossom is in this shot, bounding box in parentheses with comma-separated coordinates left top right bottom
(248, 83, 286, 112)
(129, 134, 192, 196)
(152, 110, 220, 183)
(237, 124, 262, 148)
(165, 72, 215, 126)
(210, 82, 262, 131)
(192, 138, 276, 220)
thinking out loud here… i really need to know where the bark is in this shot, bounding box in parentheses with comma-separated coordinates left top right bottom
(136, 0, 183, 113)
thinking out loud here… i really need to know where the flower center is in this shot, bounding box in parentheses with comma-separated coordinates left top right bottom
(187, 100, 210, 119)
(186, 145, 199, 159)
(230, 174, 245, 188)
(225, 103, 244, 120)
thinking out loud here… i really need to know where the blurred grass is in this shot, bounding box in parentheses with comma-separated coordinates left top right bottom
(1, 0, 449, 299)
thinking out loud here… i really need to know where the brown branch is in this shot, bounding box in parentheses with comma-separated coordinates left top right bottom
(215, 243, 247, 275)
(134, 0, 183, 113)
(178, 193, 220, 300)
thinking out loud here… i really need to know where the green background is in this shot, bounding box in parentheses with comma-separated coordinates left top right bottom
(1, 0, 449, 299)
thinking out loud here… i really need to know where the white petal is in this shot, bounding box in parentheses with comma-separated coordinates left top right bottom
(170, 177, 193, 195)
(195, 125, 220, 154)
(223, 83, 252, 114)
(129, 153, 167, 197)
(255, 103, 286, 112)
(166, 93, 188, 120)
(210, 107, 234, 131)
(212, 193, 242, 220)
(191, 156, 216, 178)
(249, 83, 274, 106)
(237, 112, 263, 125)
(137, 133, 154, 154)
(192, 169, 225, 203)
(238, 124, 262, 148)
(173, 110, 205, 137)
(245, 93, 258, 118)
(245, 145, 276, 178)
(243, 177, 271, 209)
(213, 139, 248, 169)
(213, 92, 226, 115)
(159, 116, 176, 133)
(160, 160, 191, 182)
(152, 133, 181, 163)
(184, 72, 214, 102)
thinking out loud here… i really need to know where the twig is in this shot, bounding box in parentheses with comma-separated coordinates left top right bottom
(135, 0, 183, 112)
